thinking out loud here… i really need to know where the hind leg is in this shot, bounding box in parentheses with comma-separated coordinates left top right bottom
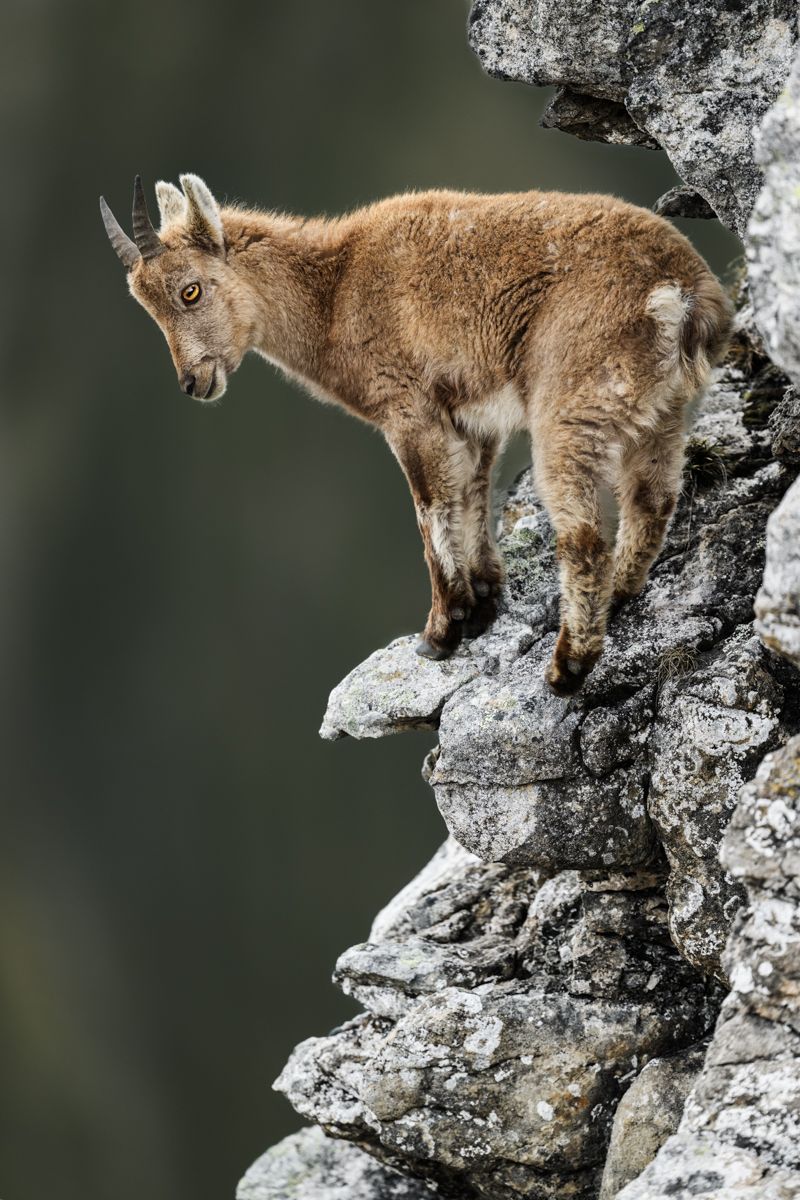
(532, 424, 614, 696)
(461, 434, 504, 637)
(612, 419, 685, 607)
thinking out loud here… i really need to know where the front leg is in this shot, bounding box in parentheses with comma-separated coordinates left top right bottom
(461, 433, 504, 638)
(414, 497, 475, 658)
(386, 414, 477, 659)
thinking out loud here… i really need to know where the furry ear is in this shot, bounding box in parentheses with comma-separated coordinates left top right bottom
(179, 173, 224, 253)
(155, 181, 186, 230)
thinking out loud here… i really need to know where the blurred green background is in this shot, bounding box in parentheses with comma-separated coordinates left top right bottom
(0, 3, 738, 1199)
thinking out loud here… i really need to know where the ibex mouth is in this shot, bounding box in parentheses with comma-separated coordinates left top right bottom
(202, 370, 217, 401)
(188, 359, 227, 403)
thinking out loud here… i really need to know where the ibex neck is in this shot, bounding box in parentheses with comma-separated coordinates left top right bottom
(223, 209, 341, 381)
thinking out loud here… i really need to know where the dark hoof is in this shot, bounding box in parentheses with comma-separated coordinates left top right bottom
(416, 638, 454, 661)
(464, 611, 495, 638)
(610, 592, 634, 620)
(473, 579, 491, 598)
(545, 656, 594, 697)
(464, 617, 491, 638)
(464, 595, 499, 639)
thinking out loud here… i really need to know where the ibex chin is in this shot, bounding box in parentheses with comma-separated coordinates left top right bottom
(101, 175, 731, 695)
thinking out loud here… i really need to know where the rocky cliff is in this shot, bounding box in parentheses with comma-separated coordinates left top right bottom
(240, 4, 800, 1197)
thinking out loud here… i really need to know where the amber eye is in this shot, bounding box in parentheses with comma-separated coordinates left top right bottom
(181, 282, 202, 306)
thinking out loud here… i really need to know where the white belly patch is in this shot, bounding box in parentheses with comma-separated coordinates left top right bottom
(456, 383, 527, 441)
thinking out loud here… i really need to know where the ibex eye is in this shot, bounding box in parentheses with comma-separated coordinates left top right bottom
(181, 283, 202, 305)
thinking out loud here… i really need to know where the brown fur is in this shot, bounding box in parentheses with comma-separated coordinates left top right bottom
(109, 177, 733, 693)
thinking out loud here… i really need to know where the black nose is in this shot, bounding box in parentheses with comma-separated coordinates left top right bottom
(180, 372, 196, 396)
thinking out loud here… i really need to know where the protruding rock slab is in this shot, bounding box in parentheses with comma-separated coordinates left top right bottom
(653, 187, 717, 220)
(541, 87, 658, 147)
(237, 1126, 434, 1199)
(468, 0, 797, 236)
(319, 635, 480, 740)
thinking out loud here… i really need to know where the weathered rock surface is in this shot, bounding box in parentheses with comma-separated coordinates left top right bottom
(467, 0, 798, 236)
(648, 627, 786, 974)
(598, 1044, 706, 1199)
(540, 88, 658, 148)
(236, 1126, 435, 1199)
(618, 736, 800, 1197)
(320, 344, 798, 977)
(748, 42, 800, 381)
(756, 476, 800, 670)
(275, 842, 720, 1199)
(652, 187, 717, 221)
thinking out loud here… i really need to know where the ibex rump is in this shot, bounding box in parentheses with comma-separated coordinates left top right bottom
(101, 176, 731, 694)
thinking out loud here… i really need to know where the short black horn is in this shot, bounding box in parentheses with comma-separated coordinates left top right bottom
(132, 174, 164, 260)
(100, 196, 140, 269)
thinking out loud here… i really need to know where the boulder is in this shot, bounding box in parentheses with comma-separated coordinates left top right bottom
(599, 1045, 707, 1200)
(467, 0, 797, 236)
(237, 1126, 435, 1199)
(275, 846, 720, 1199)
(756, 476, 800, 670)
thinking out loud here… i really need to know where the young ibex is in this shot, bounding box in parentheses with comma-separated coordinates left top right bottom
(101, 175, 731, 695)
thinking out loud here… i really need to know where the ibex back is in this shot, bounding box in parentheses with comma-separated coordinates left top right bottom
(101, 175, 732, 695)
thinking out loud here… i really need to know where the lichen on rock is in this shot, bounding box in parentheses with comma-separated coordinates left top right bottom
(598, 1043, 707, 1200)
(618, 736, 800, 1197)
(747, 43, 800, 381)
(275, 845, 720, 1199)
(236, 1125, 436, 1199)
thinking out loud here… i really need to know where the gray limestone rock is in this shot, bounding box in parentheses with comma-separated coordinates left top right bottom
(652, 187, 717, 221)
(617, 1132, 800, 1198)
(618, 737, 800, 1197)
(648, 628, 785, 975)
(769, 387, 800, 469)
(467, 0, 797, 237)
(756, 477, 800, 669)
(599, 1044, 707, 1200)
(319, 635, 481, 741)
(623, 4, 795, 238)
(236, 1126, 435, 1199)
(748, 44, 800, 381)
(540, 88, 658, 148)
(275, 847, 719, 1200)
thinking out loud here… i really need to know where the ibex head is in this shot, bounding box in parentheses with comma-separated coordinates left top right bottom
(100, 175, 255, 402)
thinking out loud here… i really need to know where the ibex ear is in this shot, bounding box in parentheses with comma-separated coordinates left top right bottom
(155, 181, 186, 230)
(180, 173, 224, 254)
